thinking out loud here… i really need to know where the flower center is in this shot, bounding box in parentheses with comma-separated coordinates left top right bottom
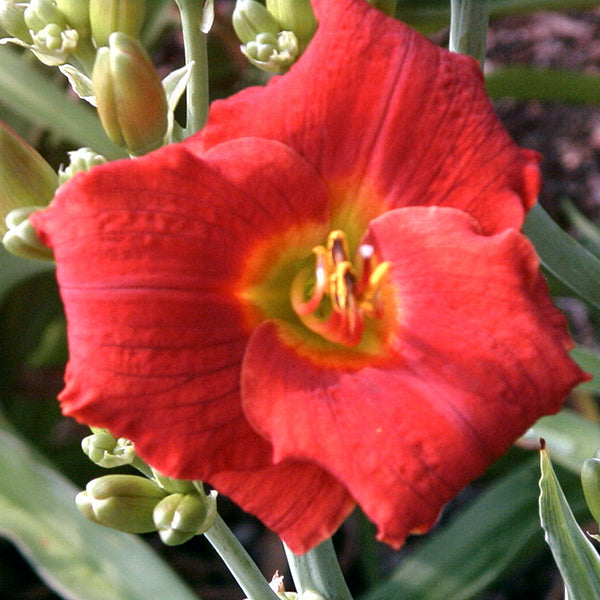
(290, 230, 390, 347)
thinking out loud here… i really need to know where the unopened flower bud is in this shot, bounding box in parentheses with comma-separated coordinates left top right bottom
(81, 428, 136, 468)
(582, 453, 600, 524)
(153, 490, 218, 546)
(3, 206, 54, 261)
(30, 22, 78, 64)
(24, 0, 67, 33)
(266, 0, 316, 51)
(242, 30, 298, 74)
(0, 121, 57, 234)
(92, 32, 167, 155)
(89, 0, 146, 48)
(76, 474, 167, 533)
(56, 0, 91, 36)
(233, 0, 280, 45)
(58, 147, 107, 185)
(0, 0, 32, 42)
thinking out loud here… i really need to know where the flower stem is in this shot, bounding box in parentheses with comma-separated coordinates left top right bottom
(449, 0, 490, 67)
(203, 514, 280, 600)
(284, 539, 354, 600)
(174, 0, 210, 136)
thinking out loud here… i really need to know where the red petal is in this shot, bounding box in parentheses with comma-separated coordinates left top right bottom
(211, 459, 355, 555)
(31, 138, 330, 480)
(241, 207, 586, 547)
(189, 0, 539, 234)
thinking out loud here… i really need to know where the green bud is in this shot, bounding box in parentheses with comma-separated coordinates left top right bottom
(24, 0, 67, 33)
(56, 0, 91, 35)
(92, 32, 167, 155)
(0, 1, 33, 42)
(153, 490, 217, 546)
(89, 0, 146, 48)
(58, 147, 107, 185)
(265, 0, 316, 51)
(233, 0, 280, 45)
(76, 474, 167, 534)
(30, 22, 78, 64)
(242, 30, 298, 74)
(366, 0, 397, 16)
(582, 454, 600, 524)
(81, 429, 136, 468)
(0, 121, 57, 235)
(3, 206, 54, 261)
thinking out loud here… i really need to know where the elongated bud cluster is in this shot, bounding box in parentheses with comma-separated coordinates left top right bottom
(265, 0, 315, 51)
(81, 428, 136, 468)
(58, 147, 107, 184)
(89, 0, 146, 48)
(153, 490, 218, 545)
(92, 31, 167, 155)
(233, 0, 315, 74)
(18, 0, 79, 65)
(582, 452, 600, 524)
(77, 475, 168, 533)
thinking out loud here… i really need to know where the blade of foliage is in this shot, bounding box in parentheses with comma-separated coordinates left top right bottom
(570, 347, 600, 396)
(0, 414, 199, 600)
(0, 247, 53, 304)
(523, 204, 600, 313)
(539, 442, 600, 600)
(0, 46, 124, 159)
(396, 0, 600, 29)
(561, 199, 600, 258)
(360, 456, 587, 600)
(486, 67, 600, 105)
(523, 410, 600, 474)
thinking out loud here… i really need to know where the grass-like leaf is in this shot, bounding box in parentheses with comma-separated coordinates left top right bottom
(539, 440, 600, 600)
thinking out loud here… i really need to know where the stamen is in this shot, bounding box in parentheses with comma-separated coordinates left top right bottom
(290, 230, 390, 347)
(327, 230, 349, 266)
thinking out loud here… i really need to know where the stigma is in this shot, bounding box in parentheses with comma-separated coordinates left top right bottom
(291, 230, 390, 347)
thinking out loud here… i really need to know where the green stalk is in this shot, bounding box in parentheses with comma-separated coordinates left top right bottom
(204, 514, 280, 600)
(449, 0, 490, 67)
(284, 539, 354, 600)
(174, 0, 209, 135)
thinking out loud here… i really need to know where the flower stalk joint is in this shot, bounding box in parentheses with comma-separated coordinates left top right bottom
(76, 474, 167, 533)
(92, 31, 168, 155)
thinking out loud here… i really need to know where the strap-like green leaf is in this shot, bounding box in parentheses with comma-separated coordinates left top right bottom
(0, 415, 200, 600)
(0, 46, 124, 159)
(523, 204, 600, 312)
(539, 442, 600, 600)
(360, 456, 584, 600)
(486, 67, 600, 105)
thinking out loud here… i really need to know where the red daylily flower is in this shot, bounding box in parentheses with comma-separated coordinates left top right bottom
(32, 0, 586, 554)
